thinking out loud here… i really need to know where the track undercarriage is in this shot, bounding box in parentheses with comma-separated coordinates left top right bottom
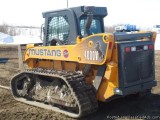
(11, 68, 98, 118)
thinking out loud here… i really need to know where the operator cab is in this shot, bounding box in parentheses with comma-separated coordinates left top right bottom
(42, 6, 107, 46)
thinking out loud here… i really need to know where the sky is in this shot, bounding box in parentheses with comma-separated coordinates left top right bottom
(0, 0, 160, 28)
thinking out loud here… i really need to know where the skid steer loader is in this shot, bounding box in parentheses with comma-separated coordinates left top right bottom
(11, 6, 157, 118)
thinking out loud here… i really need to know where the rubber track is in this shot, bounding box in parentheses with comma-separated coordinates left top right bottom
(11, 68, 98, 118)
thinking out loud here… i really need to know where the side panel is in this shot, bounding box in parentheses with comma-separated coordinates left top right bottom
(96, 62, 119, 101)
(96, 44, 119, 101)
(24, 33, 114, 65)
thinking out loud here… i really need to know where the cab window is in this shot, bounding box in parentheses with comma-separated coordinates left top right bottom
(47, 15, 69, 45)
(80, 18, 102, 37)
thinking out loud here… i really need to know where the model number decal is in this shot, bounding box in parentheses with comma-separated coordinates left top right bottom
(29, 49, 61, 57)
(84, 50, 99, 60)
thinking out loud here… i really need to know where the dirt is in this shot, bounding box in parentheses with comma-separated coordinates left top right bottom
(0, 89, 72, 120)
(0, 48, 160, 120)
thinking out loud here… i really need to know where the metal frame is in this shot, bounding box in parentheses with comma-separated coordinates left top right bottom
(43, 9, 78, 45)
(114, 32, 153, 41)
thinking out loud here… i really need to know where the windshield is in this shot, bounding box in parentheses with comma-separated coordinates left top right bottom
(80, 17, 102, 37)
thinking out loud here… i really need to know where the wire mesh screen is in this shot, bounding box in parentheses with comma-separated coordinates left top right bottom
(47, 15, 69, 44)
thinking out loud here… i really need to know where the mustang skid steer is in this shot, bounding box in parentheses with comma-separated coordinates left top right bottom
(11, 6, 157, 118)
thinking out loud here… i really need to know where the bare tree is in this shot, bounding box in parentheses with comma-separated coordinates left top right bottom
(0, 23, 18, 36)
(9, 26, 17, 36)
(0, 23, 9, 34)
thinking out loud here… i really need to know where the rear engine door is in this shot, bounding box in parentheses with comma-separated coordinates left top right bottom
(118, 40, 155, 88)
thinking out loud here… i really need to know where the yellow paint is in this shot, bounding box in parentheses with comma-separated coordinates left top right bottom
(37, 60, 53, 69)
(97, 62, 119, 101)
(63, 62, 77, 71)
(97, 43, 119, 102)
(27, 59, 37, 68)
(88, 41, 94, 47)
(152, 31, 157, 42)
(24, 33, 114, 65)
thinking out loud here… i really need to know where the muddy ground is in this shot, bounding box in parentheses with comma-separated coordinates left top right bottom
(0, 46, 160, 120)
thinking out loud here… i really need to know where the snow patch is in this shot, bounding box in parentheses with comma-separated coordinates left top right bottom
(0, 32, 14, 44)
(12, 35, 42, 44)
(0, 33, 42, 44)
(155, 34, 160, 50)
